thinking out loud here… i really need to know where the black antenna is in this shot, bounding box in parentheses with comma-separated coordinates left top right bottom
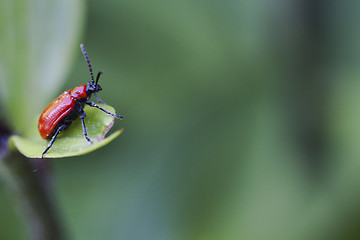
(80, 43, 95, 83)
(96, 71, 103, 85)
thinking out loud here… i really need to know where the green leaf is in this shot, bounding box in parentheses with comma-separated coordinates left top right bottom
(8, 104, 123, 158)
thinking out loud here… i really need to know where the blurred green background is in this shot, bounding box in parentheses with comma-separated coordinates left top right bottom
(2, 0, 360, 239)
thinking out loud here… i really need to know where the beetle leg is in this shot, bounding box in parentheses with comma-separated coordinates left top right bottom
(42, 124, 68, 158)
(93, 93, 106, 105)
(80, 110, 92, 143)
(86, 101, 123, 119)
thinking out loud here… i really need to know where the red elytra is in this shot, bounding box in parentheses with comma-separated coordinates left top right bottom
(38, 85, 87, 139)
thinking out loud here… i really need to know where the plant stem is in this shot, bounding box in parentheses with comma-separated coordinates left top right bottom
(0, 124, 66, 240)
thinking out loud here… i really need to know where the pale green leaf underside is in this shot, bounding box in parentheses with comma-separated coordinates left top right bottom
(9, 104, 123, 158)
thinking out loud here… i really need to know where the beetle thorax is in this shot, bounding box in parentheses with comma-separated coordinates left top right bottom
(71, 85, 87, 100)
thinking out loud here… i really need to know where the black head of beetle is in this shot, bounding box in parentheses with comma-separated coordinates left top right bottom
(86, 71, 103, 97)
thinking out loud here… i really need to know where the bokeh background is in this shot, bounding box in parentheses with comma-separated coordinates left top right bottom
(2, 0, 360, 239)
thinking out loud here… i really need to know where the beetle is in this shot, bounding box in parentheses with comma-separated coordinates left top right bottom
(38, 43, 122, 158)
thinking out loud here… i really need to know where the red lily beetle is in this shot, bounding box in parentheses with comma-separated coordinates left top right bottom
(38, 43, 122, 158)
